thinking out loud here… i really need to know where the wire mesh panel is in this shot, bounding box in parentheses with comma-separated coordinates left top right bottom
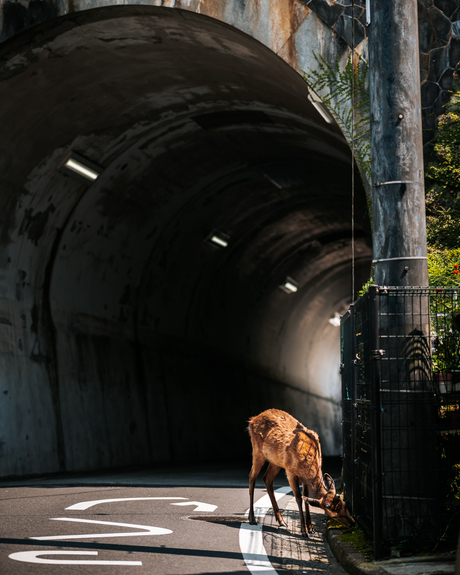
(377, 288, 438, 547)
(341, 293, 375, 539)
(341, 305, 354, 515)
(341, 287, 460, 557)
(430, 289, 460, 550)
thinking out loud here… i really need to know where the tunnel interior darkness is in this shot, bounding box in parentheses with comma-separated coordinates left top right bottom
(0, 6, 372, 476)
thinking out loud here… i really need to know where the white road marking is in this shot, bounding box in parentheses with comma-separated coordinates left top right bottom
(66, 497, 186, 510)
(11, 495, 221, 567)
(9, 551, 142, 565)
(239, 486, 292, 574)
(170, 501, 218, 512)
(30, 518, 172, 540)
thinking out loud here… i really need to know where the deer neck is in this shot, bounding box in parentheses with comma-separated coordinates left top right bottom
(309, 475, 329, 500)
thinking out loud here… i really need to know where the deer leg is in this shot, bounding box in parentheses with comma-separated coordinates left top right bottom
(287, 474, 308, 537)
(248, 452, 266, 525)
(302, 483, 314, 534)
(263, 463, 286, 527)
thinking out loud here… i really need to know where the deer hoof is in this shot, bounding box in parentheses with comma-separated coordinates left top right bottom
(248, 519, 258, 525)
(308, 528, 316, 534)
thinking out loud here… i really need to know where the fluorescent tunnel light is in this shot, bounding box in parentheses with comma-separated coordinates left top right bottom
(280, 277, 298, 294)
(206, 229, 230, 248)
(65, 158, 99, 181)
(308, 94, 334, 124)
(210, 235, 228, 248)
(284, 281, 298, 293)
(60, 152, 102, 183)
(329, 313, 341, 327)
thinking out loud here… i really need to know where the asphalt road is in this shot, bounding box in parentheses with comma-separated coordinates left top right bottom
(0, 461, 294, 575)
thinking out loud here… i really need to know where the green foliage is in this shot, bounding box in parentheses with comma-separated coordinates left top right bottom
(435, 432, 460, 550)
(426, 111, 460, 252)
(427, 115, 460, 188)
(332, 524, 373, 559)
(427, 247, 460, 286)
(449, 462, 460, 503)
(425, 86, 460, 285)
(426, 202, 460, 250)
(303, 53, 370, 187)
(304, 52, 460, 290)
(358, 276, 374, 297)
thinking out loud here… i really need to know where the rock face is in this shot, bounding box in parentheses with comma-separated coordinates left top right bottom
(417, 1, 460, 154)
(299, 0, 460, 157)
(296, 0, 460, 158)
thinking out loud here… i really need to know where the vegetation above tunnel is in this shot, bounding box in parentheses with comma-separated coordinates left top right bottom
(425, 65, 460, 287)
(305, 54, 460, 288)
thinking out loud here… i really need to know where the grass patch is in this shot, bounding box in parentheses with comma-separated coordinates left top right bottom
(328, 521, 374, 559)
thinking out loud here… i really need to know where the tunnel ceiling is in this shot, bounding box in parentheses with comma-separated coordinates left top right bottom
(0, 5, 372, 465)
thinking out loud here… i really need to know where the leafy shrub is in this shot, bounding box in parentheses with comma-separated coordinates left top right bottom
(425, 67, 460, 284)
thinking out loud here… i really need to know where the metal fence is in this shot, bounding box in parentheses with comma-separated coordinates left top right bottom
(341, 286, 460, 558)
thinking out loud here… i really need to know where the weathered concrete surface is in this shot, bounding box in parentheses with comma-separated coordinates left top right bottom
(4, 0, 454, 478)
(369, 0, 429, 287)
(0, 6, 372, 477)
(4, 0, 456, 480)
(327, 527, 456, 575)
(263, 498, 348, 574)
(0, 0, 459, 160)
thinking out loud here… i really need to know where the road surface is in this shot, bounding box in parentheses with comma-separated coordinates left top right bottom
(0, 461, 346, 574)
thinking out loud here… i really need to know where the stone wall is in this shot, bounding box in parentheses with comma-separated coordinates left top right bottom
(301, 0, 460, 155)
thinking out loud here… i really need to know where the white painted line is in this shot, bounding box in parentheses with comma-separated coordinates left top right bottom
(66, 497, 186, 510)
(239, 523, 274, 573)
(30, 518, 172, 540)
(239, 486, 292, 574)
(171, 501, 218, 512)
(9, 551, 142, 565)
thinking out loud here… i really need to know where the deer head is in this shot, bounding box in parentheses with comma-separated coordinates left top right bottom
(302, 473, 355, 528)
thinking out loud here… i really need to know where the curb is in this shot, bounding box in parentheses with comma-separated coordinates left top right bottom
(326, 528, 388, 575)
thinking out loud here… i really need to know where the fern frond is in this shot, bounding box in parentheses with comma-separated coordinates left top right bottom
(302, 52, 371, 186)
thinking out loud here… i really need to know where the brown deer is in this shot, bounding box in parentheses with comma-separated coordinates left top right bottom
(248, 408, 355, 537)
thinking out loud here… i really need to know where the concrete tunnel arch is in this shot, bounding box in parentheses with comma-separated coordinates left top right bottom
(0, 5, 372, 477)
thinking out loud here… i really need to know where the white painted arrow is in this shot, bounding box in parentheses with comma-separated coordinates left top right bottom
(9, 551, 142, 566)
(66, 497, 186, 511)
(170, 501, 217, 512)
(30, 518, 172, 540)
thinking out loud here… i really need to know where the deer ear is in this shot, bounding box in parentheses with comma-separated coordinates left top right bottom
(323, 473, 335, 492)
(302, 496, 322, 508)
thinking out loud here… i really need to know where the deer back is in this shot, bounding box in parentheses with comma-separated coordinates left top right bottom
(248, 409, 323, 487)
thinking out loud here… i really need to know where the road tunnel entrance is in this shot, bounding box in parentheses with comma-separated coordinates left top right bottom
(0, 5, 372, 476)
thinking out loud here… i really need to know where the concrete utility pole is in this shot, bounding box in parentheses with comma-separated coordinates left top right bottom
(368, 1, 438, 548)
(369, 0, 428, 287)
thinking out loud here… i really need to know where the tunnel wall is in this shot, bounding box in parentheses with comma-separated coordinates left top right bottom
(0, 320, 346, 476)
(0, 1, 454, 479)
(1, 0, 458, 164)
(0, 5, 373, 477)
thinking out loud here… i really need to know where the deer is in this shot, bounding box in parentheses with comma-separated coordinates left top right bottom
(248, 408, 355, 537)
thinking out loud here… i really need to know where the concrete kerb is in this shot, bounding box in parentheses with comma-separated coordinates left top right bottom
(326, 527, 457, 575)
(326, 527, 387, 575)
